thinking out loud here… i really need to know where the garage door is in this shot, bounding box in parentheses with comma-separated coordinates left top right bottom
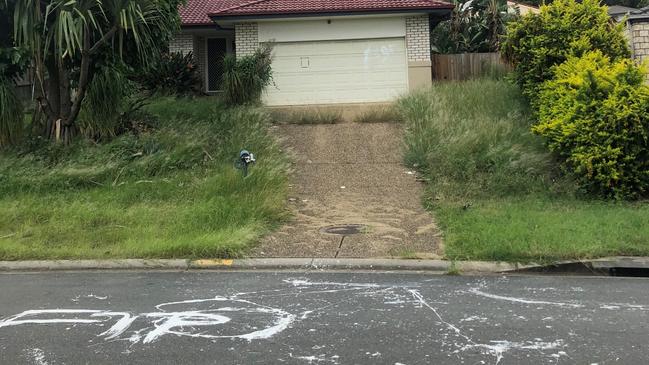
(264, 38, 408, 106)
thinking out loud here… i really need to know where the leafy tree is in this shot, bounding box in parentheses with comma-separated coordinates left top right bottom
(12, 0, 182, 144)
(0, 1, 28, 147)
(1, 1, 28, 81)
(431, 0, 513, 54)
(517, 0, 649, 8)
(501, 0, 630, 102)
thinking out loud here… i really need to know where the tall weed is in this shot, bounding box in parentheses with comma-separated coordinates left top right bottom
(398, 79, 569, 199)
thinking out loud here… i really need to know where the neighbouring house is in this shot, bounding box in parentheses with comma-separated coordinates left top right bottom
(171, 0, 454, 105)
(506, 1, 539, 15)
(609, 5, 649, 65)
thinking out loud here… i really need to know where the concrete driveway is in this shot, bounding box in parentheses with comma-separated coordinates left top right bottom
(252, 122, 441, 258)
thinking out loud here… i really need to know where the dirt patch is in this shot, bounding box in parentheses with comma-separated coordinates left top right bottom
(251, 123, 442, 258)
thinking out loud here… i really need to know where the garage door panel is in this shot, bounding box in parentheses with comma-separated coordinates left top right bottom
(264, 38, 408, 105)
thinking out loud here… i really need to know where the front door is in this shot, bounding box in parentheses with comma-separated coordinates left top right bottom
(206, 38, 228, 92)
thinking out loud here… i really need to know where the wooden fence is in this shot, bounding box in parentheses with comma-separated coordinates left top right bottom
(431, 52, 510, 81)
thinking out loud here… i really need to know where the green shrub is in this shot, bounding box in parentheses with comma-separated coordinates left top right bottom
(0, 76, 23, 146)
(535, 51, 649, 199)
(501, 0, 630, 101)
(78, 66, 153, 140)
(139, 52, 202, 96)
(223, 44, 273, 105)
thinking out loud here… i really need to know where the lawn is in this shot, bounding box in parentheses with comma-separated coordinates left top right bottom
(397, 79, 649, 263)
(0, 97, 288, 260)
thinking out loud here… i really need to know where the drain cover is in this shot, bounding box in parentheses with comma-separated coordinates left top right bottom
(320, 224, 367, 235)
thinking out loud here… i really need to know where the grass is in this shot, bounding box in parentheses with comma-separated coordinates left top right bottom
(352, 105, 402, 123)
(397, 79, 649, 263)
(269, 108, 343, 124)
(0, 97, 289, 260)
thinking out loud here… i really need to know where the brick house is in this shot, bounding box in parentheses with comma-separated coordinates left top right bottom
(609, 5, 649, 65)
(170, 0, 453, 105)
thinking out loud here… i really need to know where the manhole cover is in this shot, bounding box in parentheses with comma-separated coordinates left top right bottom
(320, 224, 367, 235)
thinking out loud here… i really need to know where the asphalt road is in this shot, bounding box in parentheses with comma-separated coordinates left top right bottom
(0, 271, 648, 364)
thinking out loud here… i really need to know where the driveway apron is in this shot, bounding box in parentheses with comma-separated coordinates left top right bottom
(252, 122, 442, 258)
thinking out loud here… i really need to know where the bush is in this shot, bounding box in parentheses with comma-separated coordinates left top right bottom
(223, 44, 273, 105)
(139, 51, 202, 96)
(78, 67, 154, 140)
(0, 76, 23, 146)
(501, 0, 630, 101)
(535, 51, 649, 199)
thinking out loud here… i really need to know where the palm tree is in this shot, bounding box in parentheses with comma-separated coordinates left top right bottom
(12, 0, 180, 144)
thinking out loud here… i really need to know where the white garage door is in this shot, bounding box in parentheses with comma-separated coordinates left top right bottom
(264, 38, 408, 106)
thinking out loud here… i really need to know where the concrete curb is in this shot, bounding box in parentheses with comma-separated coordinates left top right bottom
(0, 259, 190, 271)
(0, 258, 525, 273)
(0, 256, 645, 274)
(189, 258, 524, 272)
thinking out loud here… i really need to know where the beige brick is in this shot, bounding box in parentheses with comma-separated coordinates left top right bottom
(235, 22, 259, 58)
(169, 33, 194, 55)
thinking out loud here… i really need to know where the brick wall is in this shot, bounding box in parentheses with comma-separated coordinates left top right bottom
(169, 33, 194, 54)
(235, 23, 259, 58)
(630, 21, 649, 63)
(406, 16, 431, 62)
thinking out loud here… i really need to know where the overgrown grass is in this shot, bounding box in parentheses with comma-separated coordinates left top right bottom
(269, 108, 343, 124)
(0, 97, 288, 260)
(398, 79, 649, 263)
(353, 105, 402, 123)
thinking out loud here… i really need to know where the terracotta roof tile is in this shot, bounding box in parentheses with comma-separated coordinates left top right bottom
(180, 0, 453, 25)
(180, 0, 247, 26)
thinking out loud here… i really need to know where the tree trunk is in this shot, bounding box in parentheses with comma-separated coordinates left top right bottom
(36, 25, 116, 145)
(43, 59, 61, 139)
(41, 58, 78, 144)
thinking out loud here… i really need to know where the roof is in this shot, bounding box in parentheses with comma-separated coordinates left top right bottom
(608, 5, 637, 16)
(180, 0, 454, 25)
(609, 5, 649, 22)
(180, 0, 247, 26)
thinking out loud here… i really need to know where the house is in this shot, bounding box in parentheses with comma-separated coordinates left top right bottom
(608, 5, 649, 65)
(170, 0, 454, 106)
(506, 1, 539, 15)
(608, 4, 640, 22)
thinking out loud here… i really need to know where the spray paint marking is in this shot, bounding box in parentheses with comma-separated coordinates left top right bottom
(0, 297, 295, 344)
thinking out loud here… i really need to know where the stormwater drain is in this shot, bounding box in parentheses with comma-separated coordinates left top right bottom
(320, 224, 369, 258)
(320, 224, 368, 236)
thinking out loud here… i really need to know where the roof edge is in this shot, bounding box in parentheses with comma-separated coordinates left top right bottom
(209, 7, 454, 22)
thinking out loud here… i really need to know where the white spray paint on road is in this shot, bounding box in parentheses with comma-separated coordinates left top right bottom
(468, 288, 585, 308)
(2, 278, 646, 363)
(0, 296, 295, 345)
(24, 348, 48, 365)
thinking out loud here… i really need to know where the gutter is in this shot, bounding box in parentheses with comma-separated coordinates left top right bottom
(208, 8, 454, 23)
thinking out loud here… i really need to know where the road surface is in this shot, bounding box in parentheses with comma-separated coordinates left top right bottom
(0, 271, 648, 364)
